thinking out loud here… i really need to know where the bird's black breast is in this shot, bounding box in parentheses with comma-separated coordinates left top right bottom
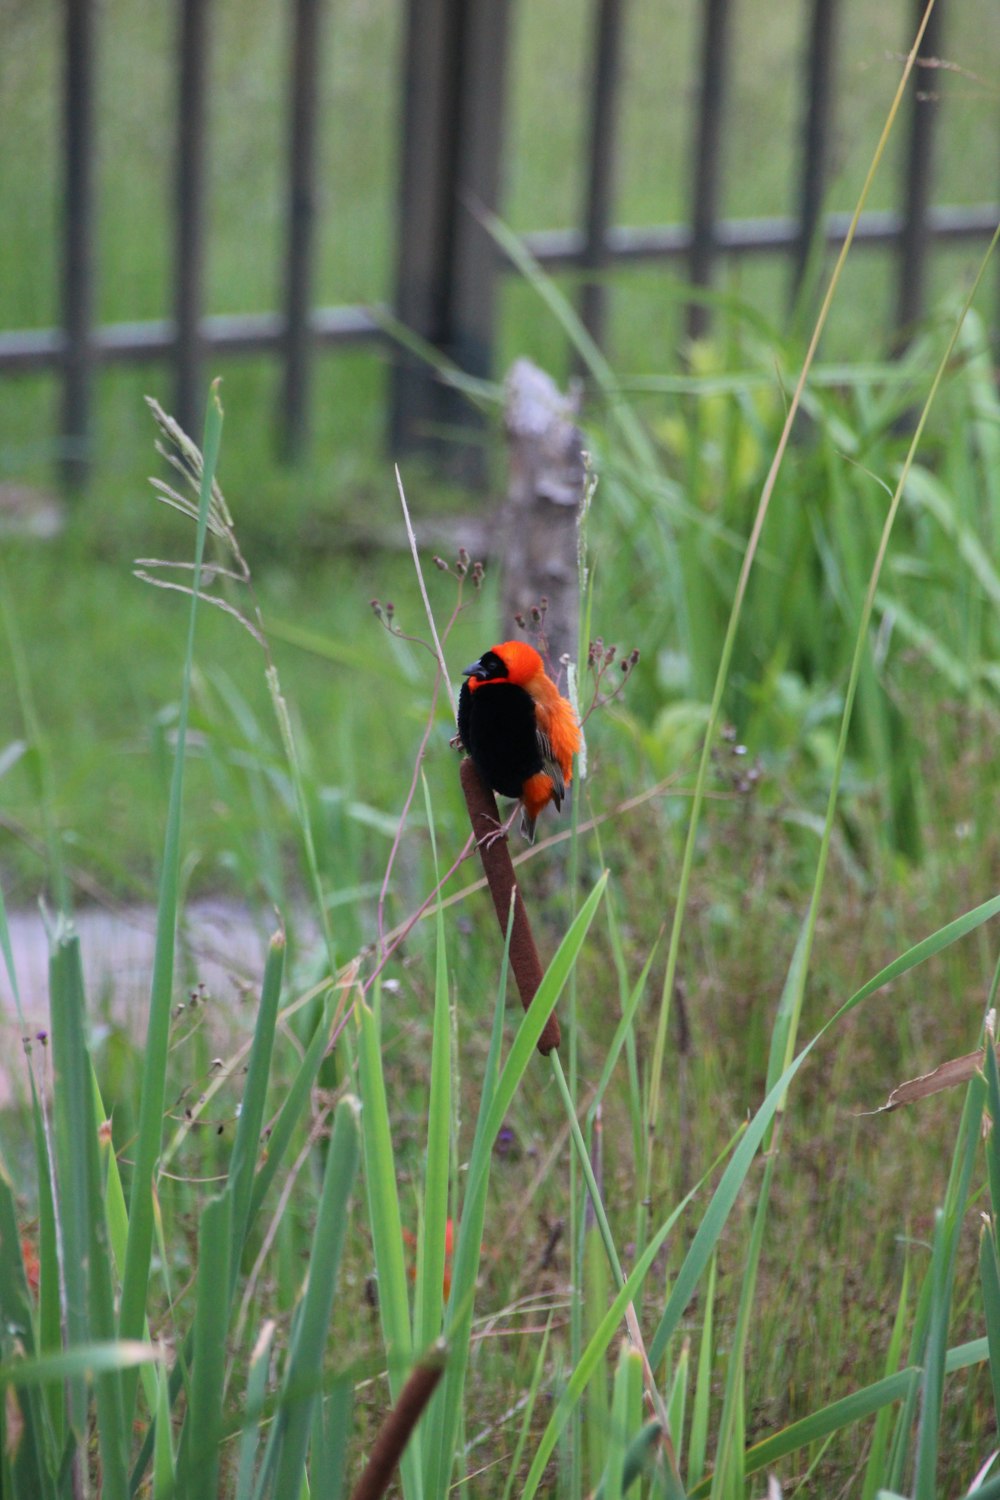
(457, 681, 543, 799)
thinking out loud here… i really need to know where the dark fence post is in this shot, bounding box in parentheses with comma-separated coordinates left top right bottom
(686, 0, 731, 342)
(579, 0, 625, 351)
(390, 0, 511, 481)
(174, 0, 211, 439)
(62, 0, 97, 490)
(281, 0, 324, 461)
(897, 0, 945, 337)
(792, 0, 839, 305)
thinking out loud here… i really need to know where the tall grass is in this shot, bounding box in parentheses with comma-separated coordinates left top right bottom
(2, 6, 1000, 1496)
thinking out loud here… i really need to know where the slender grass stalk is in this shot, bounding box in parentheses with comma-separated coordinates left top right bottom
(119, 384, 223, 1425)
(356, 991, 422, 1497)
(179, 1188, 232, 1500)
(861, 1260, 911, 1500)
(648, 886, 1000, 1373)
(267, 1096, 362, 1500)
(414, 776, 452, 1358)
(643, 0, 944, 1200)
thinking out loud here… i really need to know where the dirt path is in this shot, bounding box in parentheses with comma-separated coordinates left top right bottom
(0, 901, 274, 1108)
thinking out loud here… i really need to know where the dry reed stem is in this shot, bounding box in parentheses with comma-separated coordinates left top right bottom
(460, 758, 561, 1054)
(349, 1341, 447, 1500)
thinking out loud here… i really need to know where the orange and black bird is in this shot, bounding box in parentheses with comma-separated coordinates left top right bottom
(457, 640, 581, 840)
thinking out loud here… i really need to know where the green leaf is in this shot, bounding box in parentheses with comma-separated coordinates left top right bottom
(270, 1097, 361, 1499)
(178, 1188, 233, 1500)
(356, 996, 421, 1496)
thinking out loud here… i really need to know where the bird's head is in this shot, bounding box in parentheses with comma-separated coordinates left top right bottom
(462, 640, 544, 691)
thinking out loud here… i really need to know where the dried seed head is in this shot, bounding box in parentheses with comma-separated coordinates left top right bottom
(514, 612, 526, 628)
(433, 555, 448, 571)
(471, 560, 484, 588)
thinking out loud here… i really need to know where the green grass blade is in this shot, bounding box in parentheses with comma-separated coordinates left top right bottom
(583, 1219, 611, 1484)
(437, 874, 607, 1491)
(356, 993, 421, 1497)
(308, 1377, 352, 1500)
(424, 914, 511, 1500)
(979, 1229, 1000, 1437)
(229, 929, 286, 1268)
(130, 984, 340, 1498)
(476, 872, 608, 1155)
(48, 927, 97, 1447)
(984, 1037, 1000, 1226)
(861, 1258, 910, 1500)
(178, 1187, 233, 1500)
(586, 937, 660, 1120)
(236, 1321, 275, 1500)
(152, 1359, 176, 1500)
(520, 1192, 699, 1500)
(270, 1096, 361, 1499)
(601, 1345, 645, 1500)
(593, 1419, 664, 1500)
(120, 385, 223, 1422)
(650, 889, 1000, 1375)
(647, 1053, 810, 1370)
(499, 1316, 554, 1500)
(686, 1250, 715, 1491)
(0, 1160, 59, 1500)
(0, 1341, 164, 1388)
(415, 776, 452, 1356)
(247, 986, 340, 1224)
(685, 1339, 989, 1493)
(913, 1071, 986, 1499)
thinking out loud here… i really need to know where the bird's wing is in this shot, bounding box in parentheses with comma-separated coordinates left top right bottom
(535, 726, 567, 808)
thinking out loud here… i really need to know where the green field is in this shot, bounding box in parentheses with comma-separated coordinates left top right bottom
(2, 2, 1000, 1495)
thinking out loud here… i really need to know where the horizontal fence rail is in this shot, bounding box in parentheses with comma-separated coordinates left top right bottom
(3, 0, 997, 488)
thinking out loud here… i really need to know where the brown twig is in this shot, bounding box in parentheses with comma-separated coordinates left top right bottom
(460, 758, 561, 1055)
(350, 1341, 448, 1500)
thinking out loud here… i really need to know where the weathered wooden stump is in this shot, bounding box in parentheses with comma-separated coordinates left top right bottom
(499, 358, 585, 677)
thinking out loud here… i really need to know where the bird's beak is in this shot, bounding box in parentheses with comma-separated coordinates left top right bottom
(462, 658, 489, 681)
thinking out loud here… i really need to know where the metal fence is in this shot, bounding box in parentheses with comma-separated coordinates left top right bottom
(1, 0, 996, 488)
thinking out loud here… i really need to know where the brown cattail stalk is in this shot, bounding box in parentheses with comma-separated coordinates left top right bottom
(460, 758, 561, 1054)
(350, 1342, 447, 1500)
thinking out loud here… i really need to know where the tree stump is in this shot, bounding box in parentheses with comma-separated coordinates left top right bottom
(499, 359, 585, 679)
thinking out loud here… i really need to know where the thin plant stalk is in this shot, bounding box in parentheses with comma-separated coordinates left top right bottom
(643, 0, 944, 1194)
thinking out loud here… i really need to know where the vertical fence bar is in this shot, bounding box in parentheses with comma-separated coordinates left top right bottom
(686, 0, 732, 341)
(62, 0, 97, 489)
(792, 0, 838, 305)
(579, 0, 625, 351)
(897, 0, 945, 336)
(281, 0, 324, 461)
(174, 0, 211, 438)
(446, 0, 511, 394)
(390, 0, 511, 480)
(390, 0, 463, 460)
